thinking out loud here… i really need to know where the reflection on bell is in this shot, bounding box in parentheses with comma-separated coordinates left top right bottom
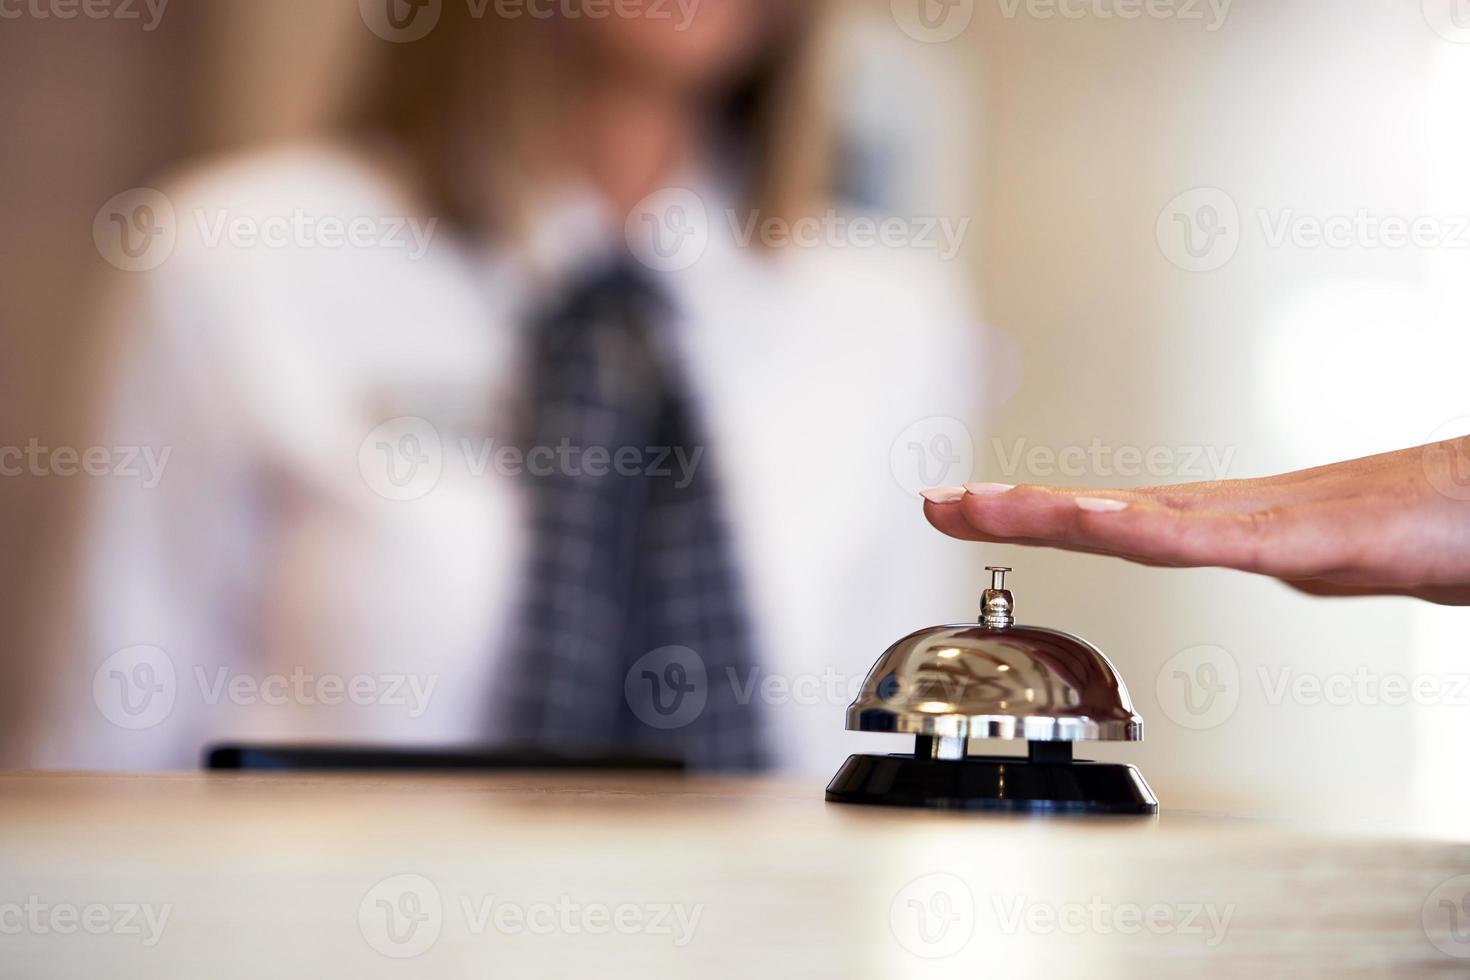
(825, 566, 1158, 815)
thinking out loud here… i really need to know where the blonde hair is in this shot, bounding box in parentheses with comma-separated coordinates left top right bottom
(352, 1, 837, 240)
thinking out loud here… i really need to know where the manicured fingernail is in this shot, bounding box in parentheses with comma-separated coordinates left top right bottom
(964, 482, 1015, 496)
(1075, 496, 1129, 513)
(920, 487, 968, 504)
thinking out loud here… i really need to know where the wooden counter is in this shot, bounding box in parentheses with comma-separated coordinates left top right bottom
(0, 771, 1466, 977)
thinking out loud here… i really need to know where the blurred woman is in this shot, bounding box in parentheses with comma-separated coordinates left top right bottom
(28, 2, 976, 771)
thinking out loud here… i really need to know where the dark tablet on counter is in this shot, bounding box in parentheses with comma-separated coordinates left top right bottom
(204, 743, 684, 772)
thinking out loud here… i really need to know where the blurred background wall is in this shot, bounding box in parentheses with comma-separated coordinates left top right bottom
(0, 2, 205, 750)
(2, 0, 1468, 831)
(966, 0, 1470, 833)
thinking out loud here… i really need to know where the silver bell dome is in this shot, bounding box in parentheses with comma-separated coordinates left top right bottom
(845, 567, 1143, 744)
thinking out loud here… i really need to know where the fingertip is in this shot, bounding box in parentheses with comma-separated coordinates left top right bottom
(962, 482, 1016, 496)
(922, 490, 991, 541)
(919, 486, 967, 505)
(953, 482, 1072, 541)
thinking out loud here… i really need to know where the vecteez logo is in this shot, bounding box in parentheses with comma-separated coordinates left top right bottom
(624, 646, 708, 730)
(890, 873, 976, 959)
(1154, 644, 1240, 730)
(359, 874, 444, 958)
(1422, 419, 1470, 503)
(359, 0, 442, 42)
(357, 874, 705, 956)
(1424, 874, 1470, 959)
(995, 0, 1232, 30)
(889, 416, 976, 498)
(1156, 187, 1241, 273)
(1423, 0, 1470, 43)
(359, 416, 444, 502)
(891, 0, 976, 43)
(92, 649, 440, 728)
(1159, 187, 1470, 272)
(92, 645, 177, 730)
(0, 0, 170, 30)
(93, 188, 177, 272)
(625, 188, 710, 273)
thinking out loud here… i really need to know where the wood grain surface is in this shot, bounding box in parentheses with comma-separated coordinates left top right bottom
(1, 771, 1467, 977)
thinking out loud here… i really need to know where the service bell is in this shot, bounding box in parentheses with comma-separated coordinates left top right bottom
(825, 567, 1158, 814)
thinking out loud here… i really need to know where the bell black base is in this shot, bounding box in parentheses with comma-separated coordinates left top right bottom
(825, 752, 1159, 815)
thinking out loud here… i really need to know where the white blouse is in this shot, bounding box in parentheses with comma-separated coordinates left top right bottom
(36, 143, 982, 775)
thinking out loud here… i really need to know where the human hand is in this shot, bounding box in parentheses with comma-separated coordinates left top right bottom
(920, 436, 1470, 605)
